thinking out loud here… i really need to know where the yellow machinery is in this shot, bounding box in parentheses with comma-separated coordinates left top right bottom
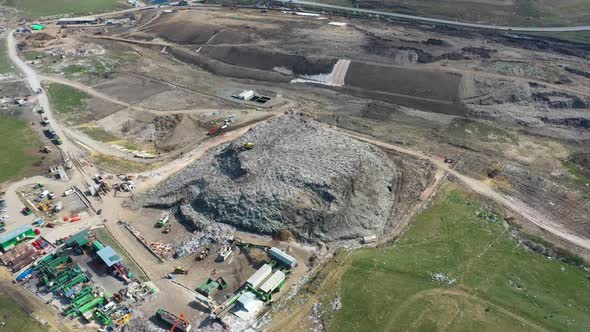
(243, 142, 255, 150)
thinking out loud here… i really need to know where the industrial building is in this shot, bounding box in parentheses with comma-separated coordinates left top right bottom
(260, 270, 285, 294)
(269, 247, 297, 268)
(56, 17, 98, 26)
(0, 225, 36, 251)
(246, 263, 272, 289)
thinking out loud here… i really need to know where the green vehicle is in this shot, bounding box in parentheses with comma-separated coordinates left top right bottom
(55, 136, 63, 145)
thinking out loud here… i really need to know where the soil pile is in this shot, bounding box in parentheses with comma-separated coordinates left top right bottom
(137, 114, 402, 242)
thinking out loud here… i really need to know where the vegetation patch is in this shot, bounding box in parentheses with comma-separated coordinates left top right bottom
(563, 159, 590, 188)
(0, 43, 15, 74)
(294, 185, 590, 332)
(0, 294, 46, 332)
(90, 153, 155, 174)
(0, 116, 43, 184)
(79, 126, 119, 142)
(3, 0, 128, 18)
(46, 83, 89, 114)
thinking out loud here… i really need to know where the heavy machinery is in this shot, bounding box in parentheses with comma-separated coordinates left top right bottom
(196, 277, 228, 297)
(195, 247, 210, 261)
(156, 213, 170, 228)
(156, 308, 191, 332)
(242, 142, 255, 150)
(40, 146, 52, 153)
(173, 267, 188, 275)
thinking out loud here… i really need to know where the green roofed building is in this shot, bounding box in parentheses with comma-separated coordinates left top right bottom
(65, 229, 90, 248)
(0, 225, 36, 251)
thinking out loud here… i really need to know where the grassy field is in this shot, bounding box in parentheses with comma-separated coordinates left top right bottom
(46, 83, 89, 114)
(0, 294, 46, 332)
(79, 126, 119, 142)
(311, 0, 590, 27)
(0, 42, 15, 74)
(3, 0, 128, 18)
(284, 184, 590, 332)
(90, 153, 156, 174)
(0, 116, 43, 184)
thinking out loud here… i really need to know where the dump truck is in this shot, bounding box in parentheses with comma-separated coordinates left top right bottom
(156, 308, 191, 332)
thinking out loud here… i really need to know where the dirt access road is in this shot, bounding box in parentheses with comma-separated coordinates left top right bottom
(335, 128, 590, 253)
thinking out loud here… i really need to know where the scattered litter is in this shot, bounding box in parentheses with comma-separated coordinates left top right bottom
(429, 272, 456, 285)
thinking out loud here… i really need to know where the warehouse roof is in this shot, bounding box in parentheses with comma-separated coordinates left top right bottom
(0, 225, 33, 244)
(260, 270, 285, 294)
(96, 246, 122, 267)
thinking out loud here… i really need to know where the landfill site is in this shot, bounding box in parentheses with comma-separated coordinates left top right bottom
(0, 1, 590, 332)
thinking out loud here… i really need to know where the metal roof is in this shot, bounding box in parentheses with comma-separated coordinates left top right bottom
(269, 247, 297, 268)
(96, 246, 122, 267)
(260, 270, 285, 294)
(246, 264, 272, 289)
(0, 225, 33, 244)
(65, 229, 90, 247)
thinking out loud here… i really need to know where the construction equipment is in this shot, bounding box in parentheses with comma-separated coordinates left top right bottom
(156, 213, 170, 228)
(40, 145, 52, 153)
(216, 245, 232, 262)
(162, 225, 171, 234)
(174, 266, 188, 275)
(243, 142, 255, 150)
(115, 313, 132, 326)
(195, 247, 210, 261)
(37, 202, 50, 212)
(93, 309, 113, 325)
(156, 308, 191, 332)
(196, 277, 228, 297)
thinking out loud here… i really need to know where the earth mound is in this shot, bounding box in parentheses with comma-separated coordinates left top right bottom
(137, 114, 403, 242)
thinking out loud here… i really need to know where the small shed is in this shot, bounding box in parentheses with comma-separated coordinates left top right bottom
(96, 246, 122, 267)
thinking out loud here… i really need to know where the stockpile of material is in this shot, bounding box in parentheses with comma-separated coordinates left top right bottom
(137, 114, 401, 242)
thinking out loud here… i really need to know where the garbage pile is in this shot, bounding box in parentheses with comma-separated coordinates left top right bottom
(136, 114, 402, 242)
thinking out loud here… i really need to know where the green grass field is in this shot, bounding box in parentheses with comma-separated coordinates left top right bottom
(310, 0, 590, 27)
(3, 0, 128, 18)
(46, 83, 89, 114)
(312, 185, 590, 332)
(79, 126, 119, 142)
(0, 43, 15, 74)
(0, 116, 43, 184)
(0, 294, 46, 332)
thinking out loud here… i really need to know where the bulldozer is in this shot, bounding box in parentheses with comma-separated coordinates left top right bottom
(37, 202, 51, 212)
(196, 247, 211, 261)
(242, 142, 255, 150)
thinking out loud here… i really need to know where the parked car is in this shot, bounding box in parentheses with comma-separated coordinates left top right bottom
(63, 188, 75, 196)
(0, 215, 9, 221)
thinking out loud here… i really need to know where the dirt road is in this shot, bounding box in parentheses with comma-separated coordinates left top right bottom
(335, 128, 590, 253)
